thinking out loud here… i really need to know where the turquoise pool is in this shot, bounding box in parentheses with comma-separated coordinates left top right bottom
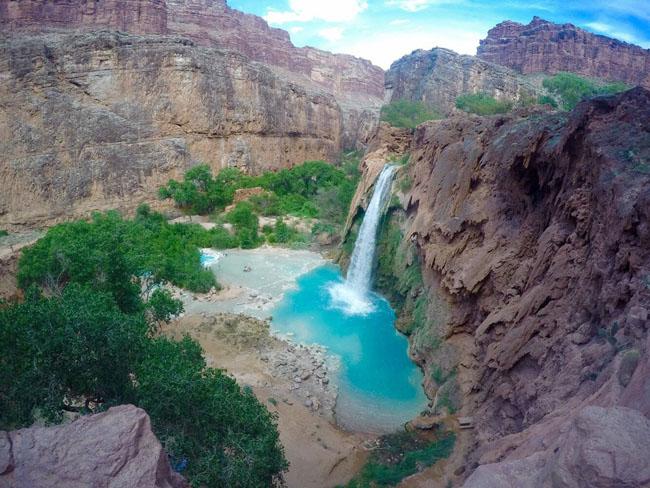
(271, 264, 427, 433)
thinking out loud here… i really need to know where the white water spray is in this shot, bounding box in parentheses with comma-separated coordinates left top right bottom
(329, 165, 396, 315)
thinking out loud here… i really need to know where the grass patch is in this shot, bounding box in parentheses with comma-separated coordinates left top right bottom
(344, 431, 456, 487)
(542, 72, 629, 110)
(380, 100, 442, 129)
(456, 92, 513, 115)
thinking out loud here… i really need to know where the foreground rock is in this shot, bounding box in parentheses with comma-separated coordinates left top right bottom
(478, 16, 650, 88)
(463, 406, 650, 488)
(0, 405, 187, 488)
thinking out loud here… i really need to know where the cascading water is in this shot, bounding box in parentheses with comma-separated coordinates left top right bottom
(329, 164, 396, 315)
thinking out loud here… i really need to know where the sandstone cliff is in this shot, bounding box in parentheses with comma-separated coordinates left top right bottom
(0, 0, 384, 104)
(478, 16, 650, 88)
(0, 30, 355, 227)
(385, 47, 539, 113)
(408, 87, 650, 485)
(0, 404, 188, 487)
(349, 88, 650, 486)
(0, 0, 384, 228)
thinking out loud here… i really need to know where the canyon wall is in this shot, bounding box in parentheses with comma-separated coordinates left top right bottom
(477, 16, 650, 88)
(405, 87, 650, 485)
(385, 47, 540, 113)
(349, 88, 650, 486)
(0, 1, 384, 228)
(0, 0, 385, 102)
(0, 30, 347, 227)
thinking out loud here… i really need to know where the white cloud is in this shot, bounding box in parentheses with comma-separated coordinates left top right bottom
(289, 26, 304, 33)
(386, 0, 457, 12)
(340, 27, 481, 69)
(389, 19, 410, 26)
(318, 27, 345, 42)
(584, 21, 646, 46)
(265, 0, 368, 24)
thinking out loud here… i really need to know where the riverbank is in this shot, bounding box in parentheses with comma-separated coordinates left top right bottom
(163, 312, 370, 487)
(164, 246, 374, 487)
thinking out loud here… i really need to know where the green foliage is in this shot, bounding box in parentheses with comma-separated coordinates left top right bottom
(0, 284, 147, 429)
(398, 174, 412, 193)
(542, 72, 629, 110)
(2, 216, 288, 485)
(455, 92, 513, 115)
(18, 208, 217, 297)
(160, 161, 360, 237)
(147, 288, 184, 327)
(226, 202, 262, 249)
(537, 95, 559, 108)
(136, 336, 287, 486)
(345, 432, 456, 487)
(380, 100, 442, 129)
(0, 230, 8, 237)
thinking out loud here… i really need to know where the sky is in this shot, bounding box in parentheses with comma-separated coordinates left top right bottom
(228, 0, 650, 69)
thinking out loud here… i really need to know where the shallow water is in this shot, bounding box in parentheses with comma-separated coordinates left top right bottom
(271, 264, 427, 433)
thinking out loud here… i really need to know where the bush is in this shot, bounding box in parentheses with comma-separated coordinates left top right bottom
(380, 100, 442, 129)
(345, 432, 455, 487)
(542, 72, 629, 110)
(0, 230, 8, 237)
(455, 92, 513, 115)
(537, 94, 559, 108)
(226, 202, 262, 249)
(18, 208, 217, 298)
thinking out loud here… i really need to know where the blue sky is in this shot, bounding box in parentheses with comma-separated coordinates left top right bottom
(228, 0, 650, 69)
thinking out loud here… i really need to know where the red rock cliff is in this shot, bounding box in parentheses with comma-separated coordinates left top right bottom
(0, 0, 384, 101)
(477, 17, 650, 88)
(403, 88, 650, 485)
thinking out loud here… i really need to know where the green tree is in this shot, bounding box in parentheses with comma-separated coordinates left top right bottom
(380, 100, 442, 128)
(0, 285, 147, 428)
(455, 92, 513, 115)
(542, 72, 629, 110)
(136, 337, 288, 486)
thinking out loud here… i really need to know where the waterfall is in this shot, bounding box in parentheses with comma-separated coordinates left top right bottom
(329, 164, 396, 315)
(346, 165, 397, 292)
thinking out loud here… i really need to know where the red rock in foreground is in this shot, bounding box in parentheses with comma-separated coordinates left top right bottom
(477, 17, 650, 87)
(0, 405, 187, 488)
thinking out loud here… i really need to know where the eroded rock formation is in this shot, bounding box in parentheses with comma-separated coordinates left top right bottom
(0, 1, 384, 228)
(478, 17, 650, 88)
(385, 47, 539, 113)
(0, 404, 188, 487)
(404, 87, 650, 485)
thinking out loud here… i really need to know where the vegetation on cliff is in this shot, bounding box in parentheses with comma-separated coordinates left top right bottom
(344, 431, 456, 487)
(542, 72, 629, 110)
(455, 92, 514, 115)
(1, 205, 288, 486)
(380, 100, 442, 129)
(160, 158, 361, 248)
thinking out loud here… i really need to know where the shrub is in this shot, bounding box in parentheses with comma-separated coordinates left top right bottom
(226, 202, 262, 249)
(542, 72, 629, 110)
(537, 94, 559, 108)
(345, 432, 455, 487)
(380, 100, 442, 129)
(0, 230, 8, 237)
(18, 208, 217, 297)
(455, 92, 513, 115)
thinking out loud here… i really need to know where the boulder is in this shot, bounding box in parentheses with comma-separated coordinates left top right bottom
(462, 406, 650, 488)
(0, 405, 187, 488)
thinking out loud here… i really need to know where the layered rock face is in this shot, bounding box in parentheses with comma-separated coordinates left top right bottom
(0, 30, 350, 227)
(0, 0, 385, 102)
(0, 404, 188, 487)
(0, 0, 384, 228)
(362, 88, 649, 485)
(385, 47, 539, 113)
(478, 16, 650, 88)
